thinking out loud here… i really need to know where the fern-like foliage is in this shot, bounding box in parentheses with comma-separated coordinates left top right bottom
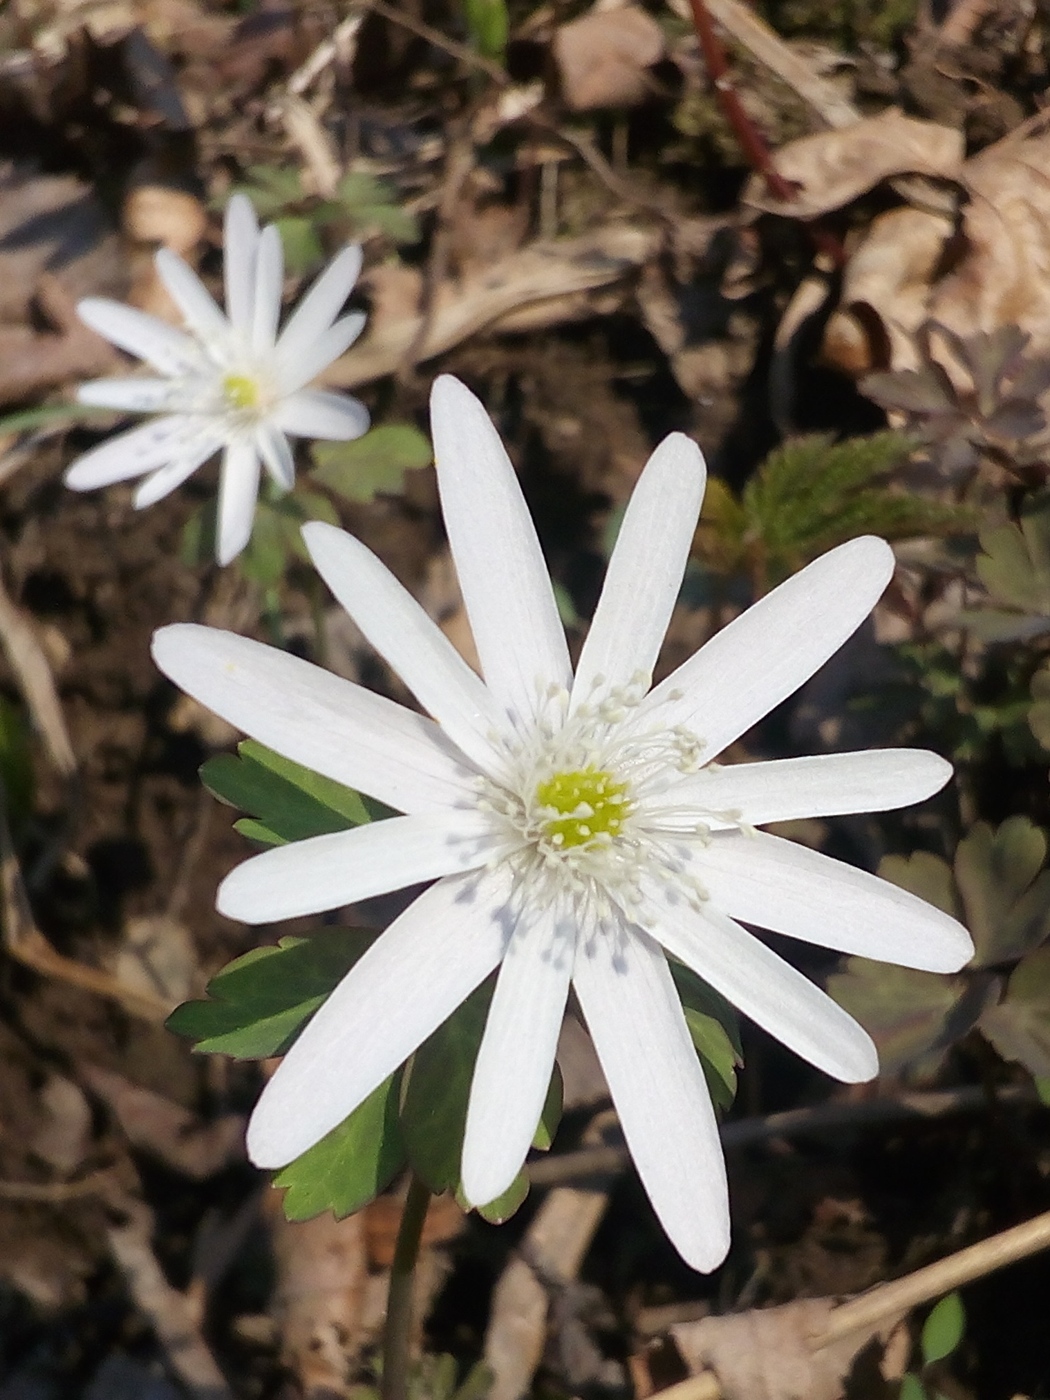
(695, 431, 970, 591)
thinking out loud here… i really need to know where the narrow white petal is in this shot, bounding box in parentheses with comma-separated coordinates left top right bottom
(133, 433, 225, 508)
(271, 388, 370, 441)
(224, 194, 259, 333)
(275, 244, 364, 366)
(218, 809, 493, 922)
(430, 375, 571, 722)
(216, 440, 261, 565)
(154, 249, 229, 343)
(572, 924, 730, 1273)
(693, 830, 974, 972)
(77, 378, 179, 412)
(643, 881, 879, 1082)
(303, 522, 506, 772)
(461, 905, 572, 1206)
(65, 416, 205, 490)
(151, 624, 481, 813)
(77, 299, 204, 376)
(252, 225, 284, 352)
(255, 423, 295, 491)
(279, 312, 367, 393)
(246, 868, 512, 1167)
(572, 434, 706, 709)
(675, 749, 953, 828)
(637, 537, 895, 759)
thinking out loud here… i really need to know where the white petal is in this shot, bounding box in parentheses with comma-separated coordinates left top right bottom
(133, 432, 225, 508)
(572, 434, 706, 709)
(637, 537, 895, 759)
(279, 312, 367, 393)
(461, 905, 572, 1206)
(65, 416, 205, 490)
(224, 194, 259, 333)
(255, 423, 295, 491)
(151, 624, 481, 813)
(252, 225, 284, 352)
(693, 830, 974, 972)
(430, 375, 571, 722)
(572, 923, 730, 1273)
(642, 881, 879, 1082)
(275, 244, 363, 366)
(246, 868, 512, 1167)
(77, 377, 179, 412)
(271, 388, 370, 440)
(216, 439, 261, 565)
(303, 522, 506, 772)
(675, 749, 953, 828)
(77, 299, 204, 376)
(217, 809, 493, 922)
(154, 248, 229, 343)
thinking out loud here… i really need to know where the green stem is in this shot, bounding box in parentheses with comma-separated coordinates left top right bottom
(381, 1175, 432, 1400)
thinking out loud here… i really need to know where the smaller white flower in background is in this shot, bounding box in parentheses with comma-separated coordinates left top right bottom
(153, 376, 974, 1272)
(66, 193, 369, 565)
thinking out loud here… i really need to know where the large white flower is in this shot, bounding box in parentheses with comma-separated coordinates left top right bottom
(66, 194, 369, 565)
(152, 376, 973, 1271)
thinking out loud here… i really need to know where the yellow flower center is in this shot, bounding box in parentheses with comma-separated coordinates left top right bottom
(535, 767, 629, 849)
(223, 373, 261, 411)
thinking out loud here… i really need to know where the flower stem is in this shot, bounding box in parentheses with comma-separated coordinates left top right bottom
(381, 1175, 432, 1400)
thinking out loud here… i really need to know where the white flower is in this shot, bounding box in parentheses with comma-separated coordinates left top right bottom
(66, 194, 370, 565)
(151, 375, 973, 1271)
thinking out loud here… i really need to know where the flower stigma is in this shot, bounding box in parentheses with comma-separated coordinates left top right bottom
(535, 768, 628, 849)
(222, 372, 262, 412)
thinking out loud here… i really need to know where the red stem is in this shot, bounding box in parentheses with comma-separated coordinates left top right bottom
(686, 0, 846, 267)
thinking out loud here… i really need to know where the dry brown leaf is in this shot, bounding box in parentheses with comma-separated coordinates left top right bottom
(552, 5, 665, 112)
(742, 108, 964, 219)
(267, 1198, 372, 1397)
(81, 1064, 246, 1179)
(670, 1299, 906, 1400)
(822, 127, 1050, 380)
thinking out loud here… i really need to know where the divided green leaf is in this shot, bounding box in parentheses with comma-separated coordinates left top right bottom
(979, 945, 1050, 1078)
(311, 424, 434, 504)
(827, 959, 976, 1074)
(201, 738, 385, 846)
(167, 928, 374, 1057)
(274, 1073, 406, 1220)
(694, 432, 968, 589)
(965, 500, 1050, 641)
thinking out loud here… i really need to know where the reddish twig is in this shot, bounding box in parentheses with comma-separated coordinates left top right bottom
(686, 0, 846, 266)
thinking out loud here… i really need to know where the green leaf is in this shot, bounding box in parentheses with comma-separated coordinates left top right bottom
(472, 1170, 528, 1224)
(898, 1374, 928, 1400)
(201, 738, 383, 846)
(979, 945, 1050, 1078)
(399, 979, 555, 1218)
(400, 982, 494, 1195)
(166, 928, 374, 1057)
(695, 432, 967, 589)
(954, 818, 1050, 966)
(921, 1291, 965, 1366)
(976, 502, 1050, 617)
(330, 175, 421, 245)
(274, 1073, 405, 1220)
(671, 964, 742, 1112)
(827, 959, 978, 1073)
(0, 402, 112, 436)
(462, 0, 509, 60)
(275, 215, 325, 276)
(879, 850, 960, 919)
(311, 425, 433, 503)
(231, 167, 305, 218)
(532, 1064, 563, 1152)
(1029, 664, 1050, 749)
